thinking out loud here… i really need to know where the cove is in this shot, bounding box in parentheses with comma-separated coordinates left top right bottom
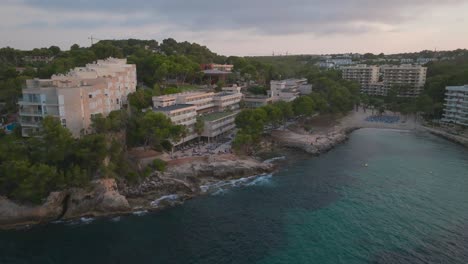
(1, 128, 468, 264)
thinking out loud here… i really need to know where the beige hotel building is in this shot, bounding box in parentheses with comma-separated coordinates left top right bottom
(19, 58, 136, 137)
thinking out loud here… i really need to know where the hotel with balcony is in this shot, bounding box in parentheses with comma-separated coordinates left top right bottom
(152, 87, 242, 144)
(381, 65, 427, 97)
(19, 58, 136, 137)
(341, 65, 380, 94)
(342, 64, 427, 97)
(200, 111, 238, 139)
(442, 85, 468, 127)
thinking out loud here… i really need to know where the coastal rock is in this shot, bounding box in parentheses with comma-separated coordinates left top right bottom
(0, 192, 67, 229)
(272, 129, 349, 155)
(62, 179, 130, 219)
(166, 156, 274, 180)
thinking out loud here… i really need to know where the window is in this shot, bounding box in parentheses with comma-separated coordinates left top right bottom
(89, 94, 93, 99)
(116, 98, 120, 104)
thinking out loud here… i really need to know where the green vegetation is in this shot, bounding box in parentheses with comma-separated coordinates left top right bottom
(233, 70, 359, 154)
(0, 117, 111, 203)
(150, 159, 167, 173)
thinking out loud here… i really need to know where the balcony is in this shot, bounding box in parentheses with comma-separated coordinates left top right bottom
(19, 109, 43, 117)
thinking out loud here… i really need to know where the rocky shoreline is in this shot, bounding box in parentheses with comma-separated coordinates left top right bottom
(423, 127, 468, 148)
(0, 155, 274, 230)
(271, 127, 357, 155)
(2, 110, 419, 230)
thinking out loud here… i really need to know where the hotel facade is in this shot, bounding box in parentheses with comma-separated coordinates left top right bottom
(152, 87, 243, 144)
(442, 85, 468, 127)
(341, 64, 427, 97)
(19, 58, 136, 137)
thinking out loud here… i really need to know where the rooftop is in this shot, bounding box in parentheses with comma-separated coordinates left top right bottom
(153, 104, 195, 112)
(200, 111, 236, 122)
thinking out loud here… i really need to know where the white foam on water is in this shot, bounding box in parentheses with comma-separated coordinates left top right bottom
(150, 194, 180, 207)
(263, 156, 286, 164)
(111, 216, 121, 222)
(200, 173, 273, 195)
(80, 217, 94, 224)
(132, 210, 148, 216)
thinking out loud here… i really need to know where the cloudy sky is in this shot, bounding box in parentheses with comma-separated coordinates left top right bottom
(1, 0, 468, 56)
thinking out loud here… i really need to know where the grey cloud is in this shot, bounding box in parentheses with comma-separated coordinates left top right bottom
(21, 0, 465, 35)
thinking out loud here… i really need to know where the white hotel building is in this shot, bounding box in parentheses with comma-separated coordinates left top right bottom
(442, 85, 468, 127)
(152, 87, 243, 143)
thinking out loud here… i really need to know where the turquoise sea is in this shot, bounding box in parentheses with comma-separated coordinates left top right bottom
(1, 128, 468, 263)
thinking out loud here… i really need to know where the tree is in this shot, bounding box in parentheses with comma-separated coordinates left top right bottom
(70, 44, 80, 51)
(232, 131, 254, 154)
(48, 46, 61, 56)
(194, 117, 205, 144)
(292, 96, 315, 117)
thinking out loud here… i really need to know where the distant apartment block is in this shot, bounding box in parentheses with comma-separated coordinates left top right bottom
(152, 87, 242, 143)
(19, 58, 136, 137)
(416, 58, 438, 65)
(317, 58, 354, 69)
(442, 85, 468, 127)
(341, 65, 380, 94)
(22, 55, 54, 64)
(201, 63, 234, 72)
(269, 79, 312, 103)
(381, 65, 427, 97)
(342, 64, 427, 97)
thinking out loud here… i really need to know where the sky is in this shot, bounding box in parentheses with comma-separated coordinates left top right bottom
(1, 0, 468, 56)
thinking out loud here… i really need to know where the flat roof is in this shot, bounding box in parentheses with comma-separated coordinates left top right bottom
(200, 111, 237, 122)
(153, 104, 195, 112)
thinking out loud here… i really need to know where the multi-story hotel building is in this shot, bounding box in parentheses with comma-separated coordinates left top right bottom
(342, 64, 427, 97)
(341, 65, 380, 94)
(381, 65, 427, 97)
(175, 92, 215, 114)
(442, 85, 468, 127)
(153, 104, 198, 143)
(200, 111, 238, 139)
(19, 58, 136, 137)
(152, 87, 243, 144)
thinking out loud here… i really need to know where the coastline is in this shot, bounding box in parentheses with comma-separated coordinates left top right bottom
(2, 109, 465, 230)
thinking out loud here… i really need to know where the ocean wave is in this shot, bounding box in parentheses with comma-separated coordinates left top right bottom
(80, 217, 94, 224)
(111, 216, 121, 222)
(263, 156, 286, 164)
(132, 210, 148, 216)
(150, 194, 180, 207)
(200, 173, 273, 195)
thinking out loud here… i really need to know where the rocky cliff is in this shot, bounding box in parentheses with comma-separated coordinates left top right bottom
(0, 178, 130, 229)
(0, 155, 274, 229)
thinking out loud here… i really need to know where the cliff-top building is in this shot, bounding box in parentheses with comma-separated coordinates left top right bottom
(19, 58, 136, 137)
(152, 87, 243, 144)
